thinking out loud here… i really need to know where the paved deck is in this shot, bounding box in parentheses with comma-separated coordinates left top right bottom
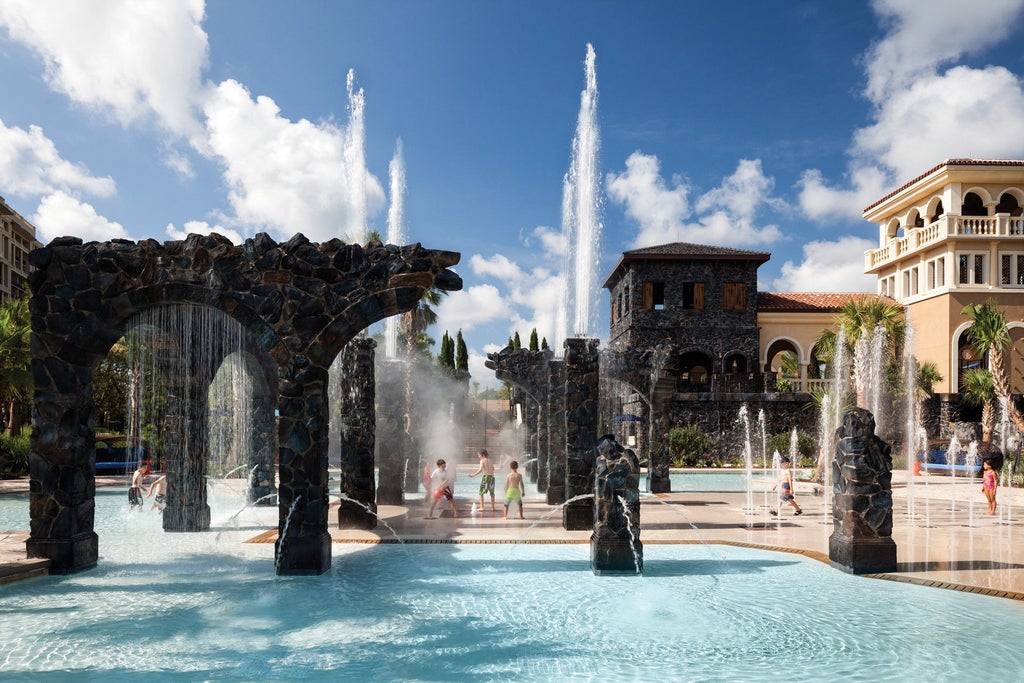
(4, 471, 1023, 600)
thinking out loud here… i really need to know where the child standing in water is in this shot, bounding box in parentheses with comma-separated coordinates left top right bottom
(770, 456, 802, 517)
(504, 460, 525, 520)
(982, 459, 998, 515)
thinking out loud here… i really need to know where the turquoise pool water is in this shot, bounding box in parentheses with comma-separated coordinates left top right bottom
(2, 487, 1023, 681)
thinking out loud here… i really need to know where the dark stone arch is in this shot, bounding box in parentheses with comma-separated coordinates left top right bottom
(678, 350, 712, 388)
(26, 232, 461, 575)
(485, 346, 552, 494)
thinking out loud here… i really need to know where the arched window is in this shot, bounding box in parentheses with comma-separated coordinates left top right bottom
(724, 353, 747, 374)
(957, 334, 983, 393)
(961, 192, 987, 217)
(679, 351, 712, 387)
(930, 200, 944, 223)
(996, 193, 1022, 216)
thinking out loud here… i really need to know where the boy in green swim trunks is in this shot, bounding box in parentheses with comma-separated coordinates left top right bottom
(504, 460, 525, 520)
(469, 448, 497, 512)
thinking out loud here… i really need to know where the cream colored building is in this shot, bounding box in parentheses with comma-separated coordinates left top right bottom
(0, 196, 41, 305)
(757, 291, 887, 392)
(863, 159, 1024, 397)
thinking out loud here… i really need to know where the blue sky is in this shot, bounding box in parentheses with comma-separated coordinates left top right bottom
(2, 1, 1024, 387)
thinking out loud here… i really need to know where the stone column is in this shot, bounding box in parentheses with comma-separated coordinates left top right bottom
(563, 337, 599, 530)
(162, 344, 211, 533)
(829, 407, 897, 574)
(275, 356, 331, 575)
(646, 406, 672, 493)
(25, 360, 98, 573)
(337, 337, 378, 530)
(536, 393, 549, 494)
(525, 398, 539, 483)
(375, 359, 406, 505)
(247, 392, 277, 505)
(591, 435, 643, 575)
(546, 360, 566, 505)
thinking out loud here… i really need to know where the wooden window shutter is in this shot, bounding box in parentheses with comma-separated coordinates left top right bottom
(694, 283, 705, 311)
(724, 283, 745, 310)
(642, 282, 653, 310)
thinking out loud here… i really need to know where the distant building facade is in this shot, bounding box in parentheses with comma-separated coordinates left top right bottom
(0, 196, 41, 304)
(863, 159, 1024, 401)
(600, 159, 1024, 450)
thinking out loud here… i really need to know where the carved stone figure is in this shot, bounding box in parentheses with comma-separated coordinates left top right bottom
(829, 407, 897, 574)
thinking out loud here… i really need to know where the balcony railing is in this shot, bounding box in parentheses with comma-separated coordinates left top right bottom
(866, 214, 1024, 270)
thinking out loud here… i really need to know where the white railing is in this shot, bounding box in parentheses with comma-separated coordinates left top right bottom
(772, 377, 831, 393)
(867, 214, 1024, 269)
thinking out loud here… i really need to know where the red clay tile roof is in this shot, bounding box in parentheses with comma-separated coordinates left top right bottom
(757, 292, 891, 312)
(863, 159, 1024, 213)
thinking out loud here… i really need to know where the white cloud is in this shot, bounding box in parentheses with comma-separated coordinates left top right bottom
(772, 236, 876, 293)
(797, 166, 889, 221)
(469, 347, 507, 390)
(435, 284, 511, 331)
(203, 79, 385, 242)
(606, 152, 690, 244)
(0, 0, 209, 141)
(863, 0, 1024, 102)
(470, 253, 525, 282)
(32, 190, 128, 243)
(523, 225, 565, 257)
(798, 0, 1024, 219)
(854, 65, 1024, 181)
(607, 153, 783, 248)
(0, 119, 116, 198)
(165, 220, 243, 245)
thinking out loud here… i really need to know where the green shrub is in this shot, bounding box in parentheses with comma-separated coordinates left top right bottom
(0, 427, 31, 478)
(668, 425, 714, 467)
(767, 429, 816, 468)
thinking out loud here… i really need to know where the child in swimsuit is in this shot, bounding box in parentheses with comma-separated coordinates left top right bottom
(770, 456, 802, 517)
(427, 459, 458, 519)
(469, 448, 497, 512)
(504, 460, 525, 520)
(982, 459, 998, 515)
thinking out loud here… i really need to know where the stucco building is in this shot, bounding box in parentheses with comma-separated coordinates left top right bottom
(0, 196, 41, 305)
(863, 159, 1024, 404)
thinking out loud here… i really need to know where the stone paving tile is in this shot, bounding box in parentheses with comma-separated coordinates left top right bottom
(3, 471, 1023, 599)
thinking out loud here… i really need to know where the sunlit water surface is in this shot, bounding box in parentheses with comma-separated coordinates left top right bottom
(2, 487, 1023, 682)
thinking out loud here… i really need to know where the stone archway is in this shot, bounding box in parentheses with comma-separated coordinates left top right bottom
(26, 233, 460, 575)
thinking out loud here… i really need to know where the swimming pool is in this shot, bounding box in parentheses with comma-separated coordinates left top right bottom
(2, 487, 1024, 681)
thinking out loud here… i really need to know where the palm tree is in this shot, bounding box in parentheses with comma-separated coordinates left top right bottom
(0, 297, 32, 436)
(962, 299, 1024, 438)
(813, 296, 907, 397)
(960, 368, 996, 442)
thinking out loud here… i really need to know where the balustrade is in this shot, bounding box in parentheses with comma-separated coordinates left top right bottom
(868, 213, 1024, 268)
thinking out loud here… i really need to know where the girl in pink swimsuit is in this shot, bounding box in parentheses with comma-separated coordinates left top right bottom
(981, 460, 998, 515)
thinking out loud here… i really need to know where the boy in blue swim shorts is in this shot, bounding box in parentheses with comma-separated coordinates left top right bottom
(770, 456, 802, 517)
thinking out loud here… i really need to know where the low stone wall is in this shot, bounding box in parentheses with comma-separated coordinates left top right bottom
(662, 393, 818, 462)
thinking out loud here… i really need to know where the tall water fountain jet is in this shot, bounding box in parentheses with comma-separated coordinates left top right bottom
(384, 139, 407, 360)
(557, 43, 603, 348)
(343, 69, 372, 244)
